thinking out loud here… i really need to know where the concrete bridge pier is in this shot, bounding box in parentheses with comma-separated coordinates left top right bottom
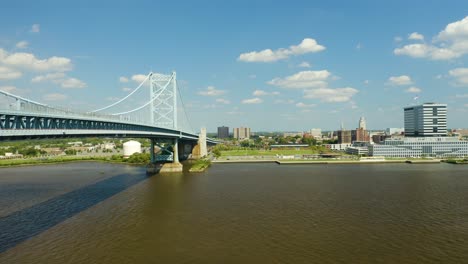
(159, 138, 183, 173)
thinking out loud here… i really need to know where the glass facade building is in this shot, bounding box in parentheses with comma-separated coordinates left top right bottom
(369, 137, 468, 158)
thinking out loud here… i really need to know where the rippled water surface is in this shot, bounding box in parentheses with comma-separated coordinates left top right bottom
(1, 162, 468, 263)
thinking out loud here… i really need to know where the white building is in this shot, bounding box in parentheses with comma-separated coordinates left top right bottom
(386, 128, 404, 135)
(234, 127, 251, 140)
(326, 143, 352, 151)
(369, 137, 468, 158)
(358, 117, 366, 130)
(404, 103, 447, 137)
(309, 128, 322, 138)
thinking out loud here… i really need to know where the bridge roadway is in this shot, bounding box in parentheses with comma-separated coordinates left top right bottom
(0, 110, 216, 144)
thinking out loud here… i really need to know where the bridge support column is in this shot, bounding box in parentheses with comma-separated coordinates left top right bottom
(150, 138, 156, 163)
(191, 128, 207, 159)
(160, 138, 183, 173)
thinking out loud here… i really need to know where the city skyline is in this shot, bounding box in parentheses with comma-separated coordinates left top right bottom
(1, 1, 468, 131)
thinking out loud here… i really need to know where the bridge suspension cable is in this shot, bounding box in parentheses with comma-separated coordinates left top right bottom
(89, 72, 151, 113)
(110, 73, 174, 116)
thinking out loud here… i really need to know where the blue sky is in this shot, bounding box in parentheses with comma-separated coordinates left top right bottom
(1, 0, 467, 132)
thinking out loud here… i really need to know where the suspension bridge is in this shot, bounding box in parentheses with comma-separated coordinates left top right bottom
(0, 72, 217, 172)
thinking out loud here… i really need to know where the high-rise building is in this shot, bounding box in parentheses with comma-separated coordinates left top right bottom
(217, 126, 229, 139)
(358, 117, 366, 130)
(404, 103, 447, 137)
(233, 127, 251, 140)
(337, 130, 352, 144)
(352, 128, 370, 142)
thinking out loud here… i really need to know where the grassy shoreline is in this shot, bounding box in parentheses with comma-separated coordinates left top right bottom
(0, 156, 146, 168)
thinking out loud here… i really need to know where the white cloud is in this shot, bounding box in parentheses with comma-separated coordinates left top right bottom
(303, 87, 358, 102)
(16, 41, 29, 49)
(364, 80, 370, 85)
(394, 36, 403, 42)
(268, 70, 331, 89)
(387, 75, 413, 86)
(395, 16, 468, 60)
(122, 87, 132, 92)
(238, 38, 325, 62)
(61, 78, 86, 88)
(274, 99, 295, 104)
(31, 72, 86, 88)
(119, 76, 129, 83)
(31, 24, 40, 33)
(356, 43, 362, 50)
(298, 61, 311, 68)
(0, 86, 19, 93)
(0, 66, 22, 80)
(455, 94, 468, 98)
(296, 102, 316, 108)
(216, 98, 230, 104)
(0, 49, 73, 72)
(253, 90, 280, 96)
(31, 72, 66, 83)
(408, 32, 424, 41)
(449, 68, 468, 86)
(198, 86, 226, 96)
(131, 74, 147, 84)
(43, 93, 67, 101)
(249, 74, 257, 79)
(405, 86, 422, 93)
(241, 97, 263, 104)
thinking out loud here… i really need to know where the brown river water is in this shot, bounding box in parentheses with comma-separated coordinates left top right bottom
(0, 162, 467, 263)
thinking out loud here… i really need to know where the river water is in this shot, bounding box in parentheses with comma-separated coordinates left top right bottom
(0, 162, 467, 263)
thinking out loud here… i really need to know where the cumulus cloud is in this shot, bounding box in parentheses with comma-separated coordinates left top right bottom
(131, 74, 147, 84)
(405, 87, 422, 93)
(298, 61, 311, 68)
(241, 97, 263, 104)
(16, 41, 29, 49)
(0, 49, 72, 72)
(31, 24, 40, 33)
(408, 32, 424, 41)
(303, 87, 359, 102)
(61, 78, 86, 88)
(268, 70, 331, 89)
(296, 102, 316, 108)
(198, 86, 226, 96)
(395, 16, 468, 60)
(238, 38, 325, 62)
(387, 75, 413, 86)
(449, 68, 468, 86)
(119, 76, 129, 83)
(215, 98, 230, 104)
(31, 72, 86, 88)
(43, 93, 67, 101)
(31, 72, 66, 83)
(0, 66, 22, 80)
(0, 86, 19, 93)
(122, 87, 132, 92)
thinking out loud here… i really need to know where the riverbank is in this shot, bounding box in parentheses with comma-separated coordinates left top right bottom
(188, 159, 211, 172)
(0, 156, 144, 168)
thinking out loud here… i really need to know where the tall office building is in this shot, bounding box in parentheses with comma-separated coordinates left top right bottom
(338, 130, 352, 144)
(358, 117, 366, 130)
(217, 126, 229, 139)
(233, 127, 251, 140)
(404, 103, 447, 137)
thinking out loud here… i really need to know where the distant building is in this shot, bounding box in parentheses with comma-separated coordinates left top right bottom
(270, 144, 309, 150)
(386, 128, 404, 135)
(283, 132, 304, 137)
(325, 143, 352, 151)
(346, 142, 370, 156)
(337, 130, 352, 144)
(352, 128, 370, 142)
(309, 128, 322, 138)
(358, 117, 366, 130)
(372, 134, 390, 144)
(217, 126, 229, 139)
(404, 103, 447, 137)
(233, 127, 251, 140)
(370, 137, 468, 158)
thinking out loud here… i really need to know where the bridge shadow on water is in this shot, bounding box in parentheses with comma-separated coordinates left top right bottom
(0, 169, 154, 254)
